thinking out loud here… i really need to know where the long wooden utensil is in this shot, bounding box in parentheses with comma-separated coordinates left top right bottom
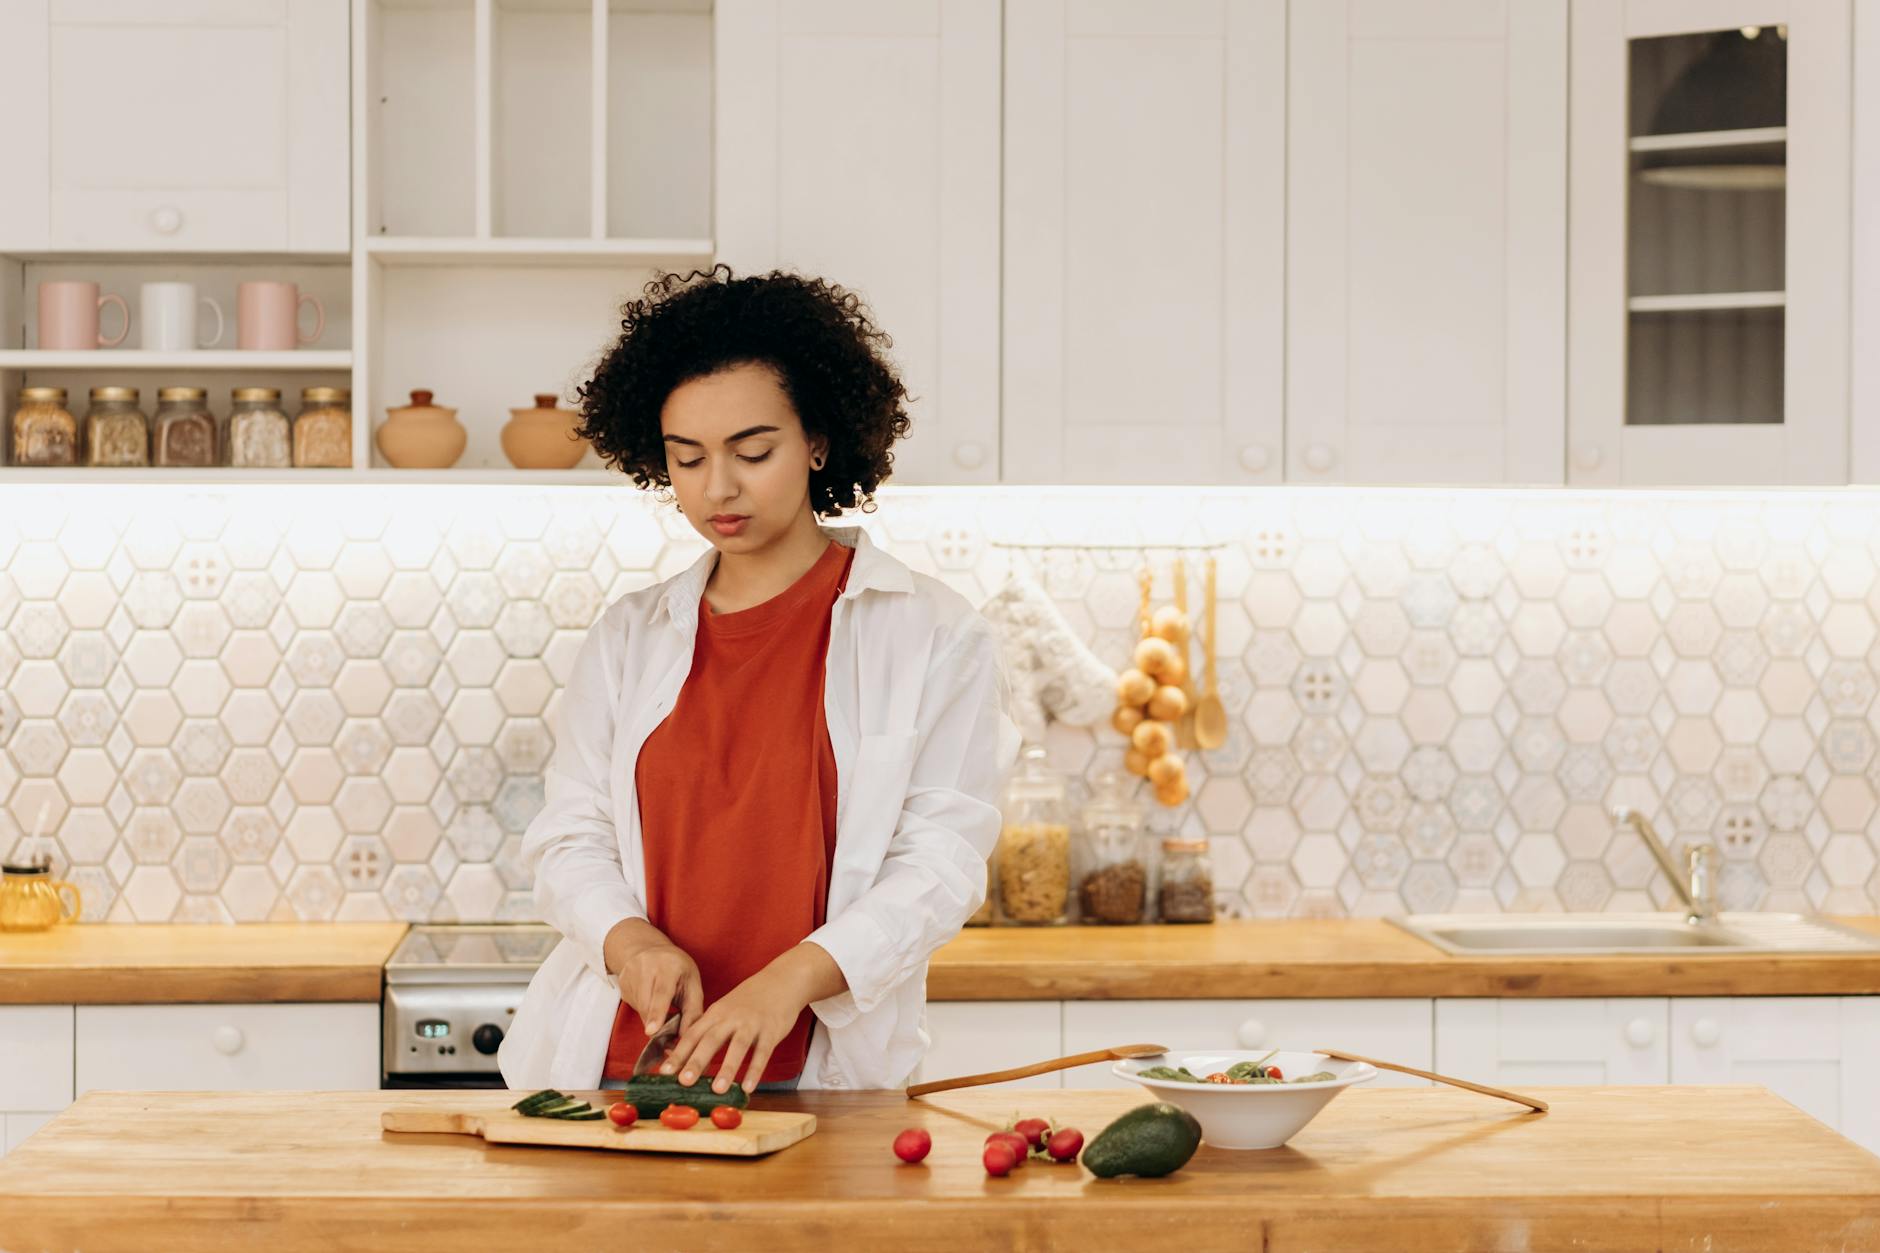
(907, 1044, 1169, 1098)
(1193, 555, 1228, 749)
(1315, 1048, 1549, 1113)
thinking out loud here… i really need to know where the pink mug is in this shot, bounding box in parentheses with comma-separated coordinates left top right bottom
(38, 281, 129, 351)
(237, 281, 325, 351)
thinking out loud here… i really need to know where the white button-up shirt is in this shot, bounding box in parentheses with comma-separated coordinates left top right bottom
(498, 524, 1021, 1091)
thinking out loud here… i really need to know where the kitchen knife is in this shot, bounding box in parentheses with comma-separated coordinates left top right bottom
(631, 1005, 683, 1077)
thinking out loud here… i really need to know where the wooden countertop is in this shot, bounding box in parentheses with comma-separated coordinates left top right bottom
(0, 923, 407, 1003)
(2, 1086, 1875, 1251)
(926, 917, 1880, 999)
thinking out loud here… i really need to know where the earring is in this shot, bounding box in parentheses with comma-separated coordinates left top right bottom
(811, 455, 826, 470)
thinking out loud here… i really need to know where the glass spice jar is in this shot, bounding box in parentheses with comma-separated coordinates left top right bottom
(1077, 771, 1148, 925)
(227, 387, 292, 468)
(1158, 837, 1216, 923)
(152, 387, 217, 467)
(293, 385, 352, 468)
(10, 386, 78, 466)
(82, 386, 148, 467)
(995, 744, 1071, 925)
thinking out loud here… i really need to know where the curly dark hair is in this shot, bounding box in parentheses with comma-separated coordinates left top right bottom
(576, 265, 912, 517)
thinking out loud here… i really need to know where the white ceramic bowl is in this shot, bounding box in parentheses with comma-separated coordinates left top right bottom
(1111, 1050, 1376, 1150)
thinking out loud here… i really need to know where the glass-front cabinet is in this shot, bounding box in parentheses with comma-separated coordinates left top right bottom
(1568, 0, 1849, 484)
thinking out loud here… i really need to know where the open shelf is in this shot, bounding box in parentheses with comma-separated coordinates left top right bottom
(0, 350, 352, 370)
(364, 236, 712, 267)
(1626, 291, 1785, 313)
(1628, 125, 1788, 153)
(0, 466, 625, 485)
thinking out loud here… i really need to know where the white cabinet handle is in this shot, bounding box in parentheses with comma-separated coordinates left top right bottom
(212, 1025, 245, 1056)
(1624, 1017, 1656, 1049)
(1690, 1017, 1722, 1048)
(150, 205, 184, 236)
(1238, 444, 1270, 474)
(952, 442, 986, 470)
(1572, 443, 1603, 471)
(1302, 444, 1336, 474)
(1235, 1018, 1267, 1049)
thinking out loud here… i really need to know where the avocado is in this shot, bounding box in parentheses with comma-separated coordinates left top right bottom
(1081, 1102, 1204, 1178)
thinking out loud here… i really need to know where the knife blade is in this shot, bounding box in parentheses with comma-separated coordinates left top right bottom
(631, 1006, 683, 1077)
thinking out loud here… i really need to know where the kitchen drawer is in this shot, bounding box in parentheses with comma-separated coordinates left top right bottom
(1062, 999, 1434, 1090)
(0, 1006, 74, 1110)
(3, 1111, 60, 1157)
(1436, 999, 1669, 1086)
(75, 1004, 380, 1094)
(914, 1002, 1063, 1090)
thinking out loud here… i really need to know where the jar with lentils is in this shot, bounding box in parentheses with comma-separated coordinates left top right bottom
(1158, 837, 1216, 923)
(82, 386, 148, 467)
(1077, 771, 1147, 924)
(152, 387, 217, 467)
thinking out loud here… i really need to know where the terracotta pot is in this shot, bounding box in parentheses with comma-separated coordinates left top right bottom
(376, 389, 466, 469)
(501, 393, 588, 470)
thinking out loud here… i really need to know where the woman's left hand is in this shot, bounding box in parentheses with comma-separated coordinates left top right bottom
(661, 967, 807, 1094)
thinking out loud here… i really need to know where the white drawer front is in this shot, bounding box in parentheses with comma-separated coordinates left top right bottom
(0, 1006, 75, 1109)
(75, 1004, 380, 1094)
(915, 1001, 1063, 1090)
(1063, 999, 1435, 1090)
(1436, 999, 1670, 1086)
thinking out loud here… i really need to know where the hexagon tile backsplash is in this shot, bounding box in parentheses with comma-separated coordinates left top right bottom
(2, 483, 1878, 923)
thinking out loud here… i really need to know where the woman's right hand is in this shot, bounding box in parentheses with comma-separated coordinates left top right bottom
(604, 917, 704, 1034)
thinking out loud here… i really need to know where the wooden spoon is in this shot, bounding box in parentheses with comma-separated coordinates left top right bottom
(1193, 556, 1228, 749)
(1315, 1047, 1549, 1113)
(907, 1044, 1169, 1098)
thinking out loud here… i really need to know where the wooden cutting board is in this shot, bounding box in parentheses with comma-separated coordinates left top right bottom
(382, 1094, 816, 1157)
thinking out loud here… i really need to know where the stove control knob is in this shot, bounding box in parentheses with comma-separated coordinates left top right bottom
(473, 1023, 504, 1055)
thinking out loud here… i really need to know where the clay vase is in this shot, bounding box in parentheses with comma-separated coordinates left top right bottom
(376, 389, 466, 469)
(501, 393, 588, 469)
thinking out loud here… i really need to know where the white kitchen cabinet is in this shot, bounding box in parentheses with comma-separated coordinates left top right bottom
(913, 1001, 1063, 1090)
(714, 0, 1001, 486)
(1436, 999, 1670, 1085)
(1567, 0, 1851, 484)
(0, 1005, 74, 1111)
(1001, 0, 1284, 485)
(1670, 997, 1880, 1155)
(74, 1004, 380, 1094)
(0, 0, 350, 254)
(1285, 0, 1567, 485)
(1062, 999, 1434, 1090)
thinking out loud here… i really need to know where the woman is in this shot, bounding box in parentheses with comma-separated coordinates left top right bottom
(498, 267, 1020, 1095)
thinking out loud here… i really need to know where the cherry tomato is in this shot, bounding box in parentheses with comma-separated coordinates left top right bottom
(659, 1104, 700, 1130)
(606, 1102, 637, 1128)
(983, 1142, 1019, 1177)
(710, 1106, 743, 1129)
(1266, 1066, 1283, 1080)
(984, 1130, 1029, 1163)
(1046, 1127, 1084, 1162)
(893, 1128, 932, 1164)
(1013, 1117, 1051, 1149)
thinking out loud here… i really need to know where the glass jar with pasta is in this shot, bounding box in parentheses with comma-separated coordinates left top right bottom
(994, 744, 1071, 925)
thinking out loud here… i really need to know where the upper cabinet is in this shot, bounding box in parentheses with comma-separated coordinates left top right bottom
(0, 0, 350, 255)
(1002, 0, 1285, 485)
(1286, 0, 1568, 485)
(1567, 0, 1851, 484)
(714, 0, 1002, 486)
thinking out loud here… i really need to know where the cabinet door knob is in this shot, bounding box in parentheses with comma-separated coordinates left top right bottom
(952, 442, 986, 470)
(1235, 1018, 1266, 1049)
(1238, 444, 1270, 474)
(1624, 1017, 1656, 1049)
(1690, 1017, 1722, 1048)
(150, 205, 184, 236)
(1302, 444, 1336, 473)
(212, 1025, 245, 1056)
(1572, 443, 1603, 470)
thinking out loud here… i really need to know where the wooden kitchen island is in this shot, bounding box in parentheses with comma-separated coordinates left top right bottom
(1, 1086, 1876, 1252)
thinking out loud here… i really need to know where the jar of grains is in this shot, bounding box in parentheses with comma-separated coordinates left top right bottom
(10, 386, 78, 466)
(994, 744, 1071, 925)
(293, 386, 352, 468)
(1077, 771, 1147, 924)
(83, 386, 148, 467)
(152, 387, 217, 467)
(1158, 837, 1216, 923)
(227, 387, 292, 468)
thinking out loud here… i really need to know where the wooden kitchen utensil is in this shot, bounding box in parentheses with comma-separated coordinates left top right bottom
(1171, 558, 1198, 748)
(907, 1044, 1169, 1098)
(1314, 1048, 1549, 1113)
(382, 1095, 817, 1156)
(1193, 556, 1228, 750)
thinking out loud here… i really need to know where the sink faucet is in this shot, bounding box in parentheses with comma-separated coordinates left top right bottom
(1613, 807, 1718, 925)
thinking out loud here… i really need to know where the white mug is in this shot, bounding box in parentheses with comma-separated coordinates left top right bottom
(140, 282, 224, 352)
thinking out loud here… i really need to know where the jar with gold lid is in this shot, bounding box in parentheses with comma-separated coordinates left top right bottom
(293, 385, 352, 468)
(227, 387, 291, 468)
(10, 386, 78, 466)
(152, 386, 217, 467)
(1157, 837, 1215, 923)
(82, 386, 148, 467)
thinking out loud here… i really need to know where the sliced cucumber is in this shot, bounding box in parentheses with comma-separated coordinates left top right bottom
(512, 1089, 565, 1114)
(535, 1099, 591, 1118)
(562, 1109, 607, 1121)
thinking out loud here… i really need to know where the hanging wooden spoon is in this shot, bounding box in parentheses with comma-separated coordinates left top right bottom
(1171, 557, 1198, 748)
(907, 1044, 1170, 1098)
(1193, 556, 1228, 749)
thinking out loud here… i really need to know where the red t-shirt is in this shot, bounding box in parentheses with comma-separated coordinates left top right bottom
(602, 539, 855, 1082)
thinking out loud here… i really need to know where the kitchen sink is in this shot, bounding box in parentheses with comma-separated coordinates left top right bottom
(1390, 912, 1880, 956)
